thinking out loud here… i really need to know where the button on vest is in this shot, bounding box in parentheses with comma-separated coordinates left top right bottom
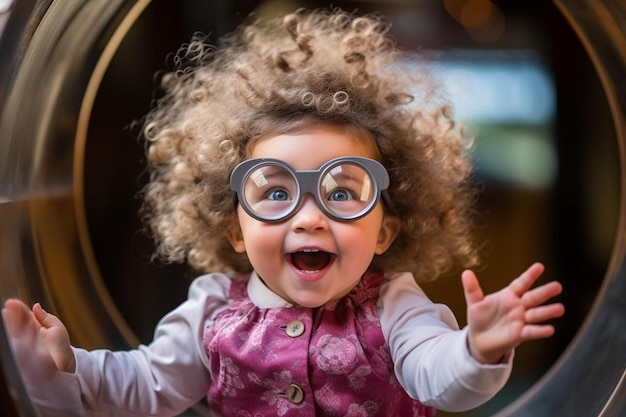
(285, 384, 305, 404)
(285, 320, 305, 337)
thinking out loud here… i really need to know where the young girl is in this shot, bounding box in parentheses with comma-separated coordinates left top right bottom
(2, 8, 564, 417)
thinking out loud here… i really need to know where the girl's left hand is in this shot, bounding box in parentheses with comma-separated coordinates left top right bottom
(461, 262, 565, 364)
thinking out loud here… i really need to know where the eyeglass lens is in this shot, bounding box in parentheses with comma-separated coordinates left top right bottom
(241, 162, 376, 221)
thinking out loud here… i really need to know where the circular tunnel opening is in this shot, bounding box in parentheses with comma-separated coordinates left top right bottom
(1, 0, 624, 416)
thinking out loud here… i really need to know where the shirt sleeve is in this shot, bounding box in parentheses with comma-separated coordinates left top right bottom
(26, 273, 231, 417)
(378, 272, 513, 412)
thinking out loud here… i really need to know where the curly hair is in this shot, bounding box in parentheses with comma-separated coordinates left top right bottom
(140, 7, 479, 283)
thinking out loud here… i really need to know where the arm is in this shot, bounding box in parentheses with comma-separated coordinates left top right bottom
(2, 273, 232, 416)
(379, 273, 508, 412)
(378, 265, 563, 412)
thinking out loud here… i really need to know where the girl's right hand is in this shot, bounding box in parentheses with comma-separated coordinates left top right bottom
(2, 299, 76, 382)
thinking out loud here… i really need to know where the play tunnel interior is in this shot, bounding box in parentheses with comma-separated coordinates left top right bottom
(0, 0, 625, 416)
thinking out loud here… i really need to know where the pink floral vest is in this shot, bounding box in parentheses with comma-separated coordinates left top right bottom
(203, 271, 436, 417)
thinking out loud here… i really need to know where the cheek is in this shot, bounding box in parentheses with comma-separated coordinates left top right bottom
(337, 221, 383, 254)
(243, 229, 286, 275)
(240, 222, 284, 256)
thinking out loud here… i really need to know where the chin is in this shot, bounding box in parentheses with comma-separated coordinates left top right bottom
(291, 296, 331, 309)
(295, 300, 327, 309)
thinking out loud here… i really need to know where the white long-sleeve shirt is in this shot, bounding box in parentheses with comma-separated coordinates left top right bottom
(24, 272, 512, 416)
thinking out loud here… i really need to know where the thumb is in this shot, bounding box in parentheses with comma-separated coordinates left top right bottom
(33, 303, 64, 330)
(462, 269, 484, 306)
(32, 303, 76, 373)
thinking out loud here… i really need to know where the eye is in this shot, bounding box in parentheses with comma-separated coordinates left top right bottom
(266, 188, 291, 201)
(329, 189, 354, 201)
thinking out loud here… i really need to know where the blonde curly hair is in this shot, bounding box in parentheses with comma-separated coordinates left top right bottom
(140, 7, 479, 283)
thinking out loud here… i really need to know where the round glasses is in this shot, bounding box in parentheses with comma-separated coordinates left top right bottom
(230, 156, 393, 222)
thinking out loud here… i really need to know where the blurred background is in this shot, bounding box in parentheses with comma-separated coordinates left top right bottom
(0, 0, 620, 416)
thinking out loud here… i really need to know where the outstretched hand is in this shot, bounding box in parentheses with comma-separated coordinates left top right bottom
(2, 299, 75, 383)
(462, 262, 565, 364)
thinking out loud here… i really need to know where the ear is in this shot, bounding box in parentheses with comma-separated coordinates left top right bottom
(375, 215, 401, 254)
(225, 222, 246, 253)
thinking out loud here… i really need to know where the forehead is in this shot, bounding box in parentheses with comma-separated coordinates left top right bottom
(248, 125, 380, 170)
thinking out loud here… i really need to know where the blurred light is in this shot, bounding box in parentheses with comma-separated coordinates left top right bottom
(403, 50, 557, 189)
(460, 0, 493, 28)
(0, 0, 12, 14)
(443, 52, 556, 188)
(445, 0, 506, 43)
(475, 129, 557, 189)
(444, 0, 467, 22)
(438, 53, 555, 124)
(254, 0, 300, 18)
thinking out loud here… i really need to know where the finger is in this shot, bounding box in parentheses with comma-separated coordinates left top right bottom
(33, 303, 64, 330)
(521, 324, 555, 341)
(509, 262, 545, 296)
(522, 281, 563, 308)
(461, 270, 484, 305)
(525, 303, 565, 323)
(2, 299, 35, 337)
(1, 305, 17, 336)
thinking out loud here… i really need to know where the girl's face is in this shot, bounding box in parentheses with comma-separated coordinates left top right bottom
(227, 125, 400, 308)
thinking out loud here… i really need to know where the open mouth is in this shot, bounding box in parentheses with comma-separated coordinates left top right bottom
(289, 249, 335, 273)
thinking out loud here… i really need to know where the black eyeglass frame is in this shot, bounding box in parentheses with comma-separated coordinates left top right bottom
(230, 156, 394, 223)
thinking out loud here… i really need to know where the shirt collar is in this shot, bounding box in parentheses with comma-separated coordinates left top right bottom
(247, 271, 294, 309)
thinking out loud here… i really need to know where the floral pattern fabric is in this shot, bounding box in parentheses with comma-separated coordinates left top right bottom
(203, 271, 436, 417)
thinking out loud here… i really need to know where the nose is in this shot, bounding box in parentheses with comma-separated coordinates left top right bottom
(291, 194, 329, 232)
